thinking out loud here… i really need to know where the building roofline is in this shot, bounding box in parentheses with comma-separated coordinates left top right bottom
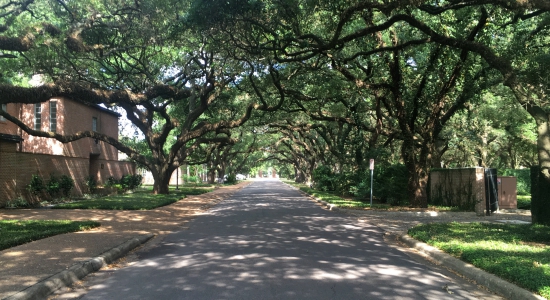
(91, 104, 121, 117)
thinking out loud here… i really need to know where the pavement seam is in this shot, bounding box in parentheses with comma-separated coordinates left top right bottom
(3, 234, 154, 300)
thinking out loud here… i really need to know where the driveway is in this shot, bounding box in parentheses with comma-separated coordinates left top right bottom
(77, 180, 495, 300)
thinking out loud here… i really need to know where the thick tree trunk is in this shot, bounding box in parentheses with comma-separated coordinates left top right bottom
(531, 115, 550, 225)
(404, 162, 429, 208)
(153, 177, 171, 194)
(294, 166, 306, 183)
(409, 168, 429, 207)
(208, 169, 217, 184)
(149, 162, 179, 194)
(151, 166, 175, 194)
(536, 116, 550, 182)
(402, 139, 429, 208)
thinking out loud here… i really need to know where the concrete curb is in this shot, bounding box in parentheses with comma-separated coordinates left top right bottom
(293, 188, 341, 212)
(393, 233, 545, 300)
(4, 234, 155, 300)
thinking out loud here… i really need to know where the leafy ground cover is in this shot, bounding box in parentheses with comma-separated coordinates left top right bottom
(408, 222, 550, 299)
(517, 195, 531, 210)
(299, 187, 374, 209)
(284, 180, 464, 211)
(53, 188, 212, 210)
(0, 220, 100, 251)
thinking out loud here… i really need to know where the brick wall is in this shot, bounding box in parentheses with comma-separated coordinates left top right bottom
(92, 159, 135, 183)
(18, 97, 119, 160)
(0, 140, 17, 153)
(0, 103, 23, 135)
(0, 150, 135, 207)
(429, 168, 486, 215)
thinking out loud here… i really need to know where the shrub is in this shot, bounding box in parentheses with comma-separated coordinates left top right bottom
(183, 175, 201, 185)
(374, 164, 409, 206)
(59, 175, 75, 198)
(5, 197, 29, 208)
(120, 174, 131, 190)
(130, 174, 143, 189)
(225, 174, 236, 184)
(350, 165, 409, 206)
(312, 165, 336, 191)
(84, 176, 98, 194)
(120, 174, 142, 191)
(105, 176, 118, 187)
(333, 172, 362, 196)
(27, 174, 45, 196)
(46, 174, 61, 198)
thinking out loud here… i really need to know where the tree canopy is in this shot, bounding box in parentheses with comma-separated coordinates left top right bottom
(1, 0, 549, 211)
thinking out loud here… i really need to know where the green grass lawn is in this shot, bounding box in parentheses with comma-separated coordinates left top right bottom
(53, 188, 212, 210)
(408, 222, 550, 299)
(150, 187, 214, 195)
(0, 220, 100, 251)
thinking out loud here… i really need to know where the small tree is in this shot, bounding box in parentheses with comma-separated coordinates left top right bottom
(27, 174, 46, 204)
(59, 175, 75, 198)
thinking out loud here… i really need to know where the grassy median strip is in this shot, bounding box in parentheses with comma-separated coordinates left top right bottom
(408, 222, 550, 299)
(0, 220, 100, 251)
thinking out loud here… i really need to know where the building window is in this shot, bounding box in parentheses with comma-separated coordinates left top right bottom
(34, 103, 42, 130)
(50, 101, 57, 132)
(92, 117, 97, 131)
(0, 103, 6, 121)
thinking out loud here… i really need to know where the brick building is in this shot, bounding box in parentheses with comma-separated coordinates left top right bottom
(0, 97, 135, 206)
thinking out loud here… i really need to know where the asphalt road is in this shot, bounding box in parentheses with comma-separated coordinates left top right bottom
(78, 180, 488, 300)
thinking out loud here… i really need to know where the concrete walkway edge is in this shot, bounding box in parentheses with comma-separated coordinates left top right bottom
(4, 233, 155, 300)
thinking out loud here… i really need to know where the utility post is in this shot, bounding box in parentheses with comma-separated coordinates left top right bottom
(370, 159, 374, 208)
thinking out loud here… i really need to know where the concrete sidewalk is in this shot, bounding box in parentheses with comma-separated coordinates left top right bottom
(0, 182, 250, 300)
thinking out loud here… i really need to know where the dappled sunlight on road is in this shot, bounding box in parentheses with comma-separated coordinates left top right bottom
(80, 181, 475, 300)
(0, 181, 250, 299)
